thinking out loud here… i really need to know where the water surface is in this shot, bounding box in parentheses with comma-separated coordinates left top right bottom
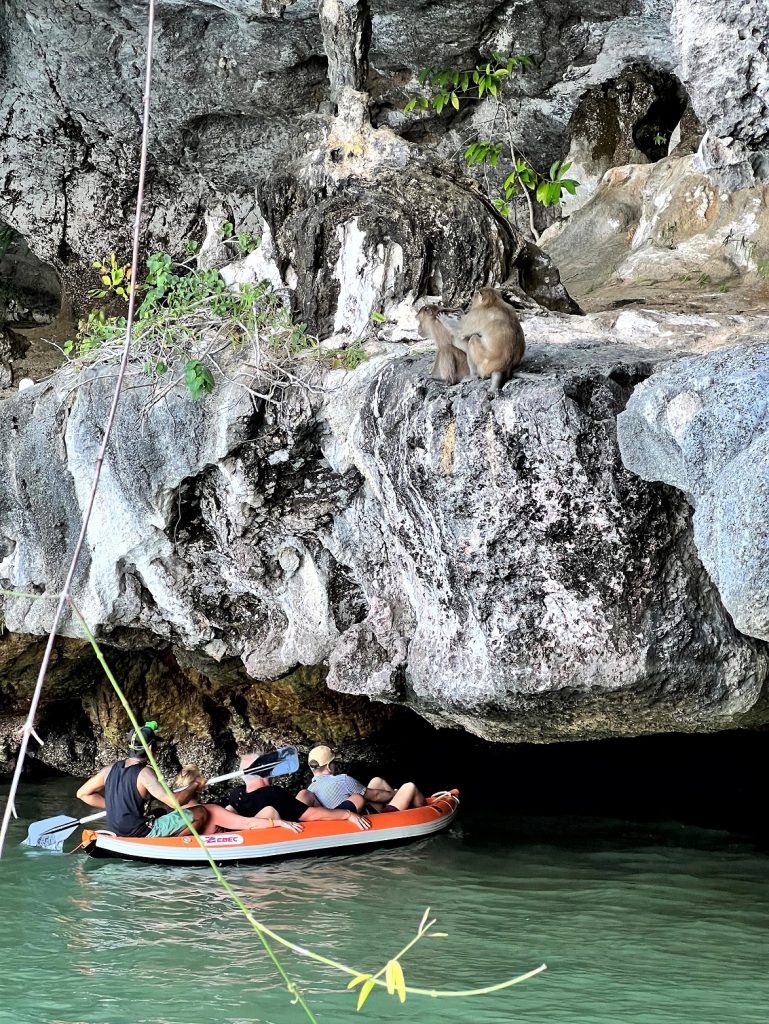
(1, 779, 767, 1024)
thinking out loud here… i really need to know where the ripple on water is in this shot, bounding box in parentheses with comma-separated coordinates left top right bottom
(1, 785, 768, 1024)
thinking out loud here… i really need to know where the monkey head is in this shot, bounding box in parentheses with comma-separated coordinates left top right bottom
(470, 287, 499, 309)
(416, 304, 440, 337)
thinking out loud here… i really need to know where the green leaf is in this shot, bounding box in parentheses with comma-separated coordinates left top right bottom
(184, 359, 215, 399)
(472, 69, 480, 84)
(559, 160, 572, 175)
(417, 68, 430, 85)
(478, 79, 486, 98)
(549, 159, 561, 180)
(561, 179, 578, 194)
(450, 91, 459, 110)
(385, 960, 396, 996)
(370, 311, 386, 323)
(404, 98, 416, 112)
(418, 97, 429, 109)
(461, 71, 470, 92)
(356, 978, 376, 1011)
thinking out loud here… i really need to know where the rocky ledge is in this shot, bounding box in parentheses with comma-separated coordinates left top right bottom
(1, 309, 768, 770)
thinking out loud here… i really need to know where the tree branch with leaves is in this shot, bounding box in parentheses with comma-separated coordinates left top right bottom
(404, 53, 579, 241)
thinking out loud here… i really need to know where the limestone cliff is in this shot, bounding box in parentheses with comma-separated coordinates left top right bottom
(1, 0, 769, 774)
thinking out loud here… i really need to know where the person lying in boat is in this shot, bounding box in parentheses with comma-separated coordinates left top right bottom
(76, 723, 301, 838)
(224, 753, 372, 830)
(298, 745, 426, 814)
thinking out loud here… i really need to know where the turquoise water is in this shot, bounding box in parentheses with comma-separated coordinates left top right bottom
(1, 779, 768, 1024)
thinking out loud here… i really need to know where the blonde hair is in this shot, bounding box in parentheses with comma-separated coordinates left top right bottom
(174, 764, 202, 790)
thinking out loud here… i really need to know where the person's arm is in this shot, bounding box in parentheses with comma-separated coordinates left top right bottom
(300, 806, 371, 830)
(140, 767, 200, 809)
(76, 768, 108, 808)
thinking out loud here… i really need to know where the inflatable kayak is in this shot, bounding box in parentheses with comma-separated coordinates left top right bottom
(82, 790, 459, 864)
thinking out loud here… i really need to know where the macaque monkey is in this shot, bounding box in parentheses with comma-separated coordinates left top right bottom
(447, 287, 525, 391)
(417, 304, 470, 385)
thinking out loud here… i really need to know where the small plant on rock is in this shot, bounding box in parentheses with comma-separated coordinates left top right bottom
(89, 253, 133, 300)
(61, 248, 317, 405)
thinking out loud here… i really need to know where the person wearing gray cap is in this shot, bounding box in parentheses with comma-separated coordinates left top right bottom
(300, 745, 426, 814)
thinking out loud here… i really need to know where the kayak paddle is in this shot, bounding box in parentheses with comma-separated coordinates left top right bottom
(22, 745, 300, 850)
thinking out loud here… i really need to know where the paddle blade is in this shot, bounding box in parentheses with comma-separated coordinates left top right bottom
(23, 814, 80, 850)
(244, 746, 300, 779)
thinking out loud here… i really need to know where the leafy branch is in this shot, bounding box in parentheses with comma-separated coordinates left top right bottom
(404, 52, 579, 239)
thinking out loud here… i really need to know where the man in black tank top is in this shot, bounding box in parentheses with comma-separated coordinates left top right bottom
(77, 723, 208, 837)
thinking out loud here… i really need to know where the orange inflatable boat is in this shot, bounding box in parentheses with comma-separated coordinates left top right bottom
(82, 790, 459, 864)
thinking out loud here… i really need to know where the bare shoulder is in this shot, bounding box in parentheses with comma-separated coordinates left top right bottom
(137, 764, 160, 796)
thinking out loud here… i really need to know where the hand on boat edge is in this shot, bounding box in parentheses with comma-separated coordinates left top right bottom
(277, 819, 304, 833)
(349, 813, 371, 830)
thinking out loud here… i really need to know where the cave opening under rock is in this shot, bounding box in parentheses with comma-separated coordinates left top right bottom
(568, 64, 690, 173)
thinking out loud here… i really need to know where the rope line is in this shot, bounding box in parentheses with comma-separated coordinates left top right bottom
(0, 0, 157, 857)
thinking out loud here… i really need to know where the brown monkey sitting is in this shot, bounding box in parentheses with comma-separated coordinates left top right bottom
(447, 287, 525, 391)
(417, 303, 470, 385)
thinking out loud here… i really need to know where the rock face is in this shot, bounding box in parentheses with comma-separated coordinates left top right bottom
(2, 316, 768, 756)
(541, 152, 769, 312)
(673, 0, 769, 187)
(2, 0, 769, 770)
(1, 0, 765, 310)
(619, 342, 769, 645)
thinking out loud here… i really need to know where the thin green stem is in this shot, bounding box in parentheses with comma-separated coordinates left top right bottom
(69, 601, 319, 1024)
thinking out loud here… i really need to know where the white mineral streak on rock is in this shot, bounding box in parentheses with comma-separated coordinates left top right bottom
(331, 219, 405, 337)
(665, 391, 703, 443)
(220, 218, 286, 294)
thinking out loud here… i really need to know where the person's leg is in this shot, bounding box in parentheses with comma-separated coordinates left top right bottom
(365, 777, 395, 810)
(337, 795, 366, 812)
(367, 776, 393, 792)
(382, 782, 426, 812)
(200, 803, 278, 833)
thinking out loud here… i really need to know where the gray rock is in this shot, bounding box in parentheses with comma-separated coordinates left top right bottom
(673, 0, 769, 155)
(618, 341, 769, 643)
(1, 318, 768, 744)
(2, 0, 764, 312)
